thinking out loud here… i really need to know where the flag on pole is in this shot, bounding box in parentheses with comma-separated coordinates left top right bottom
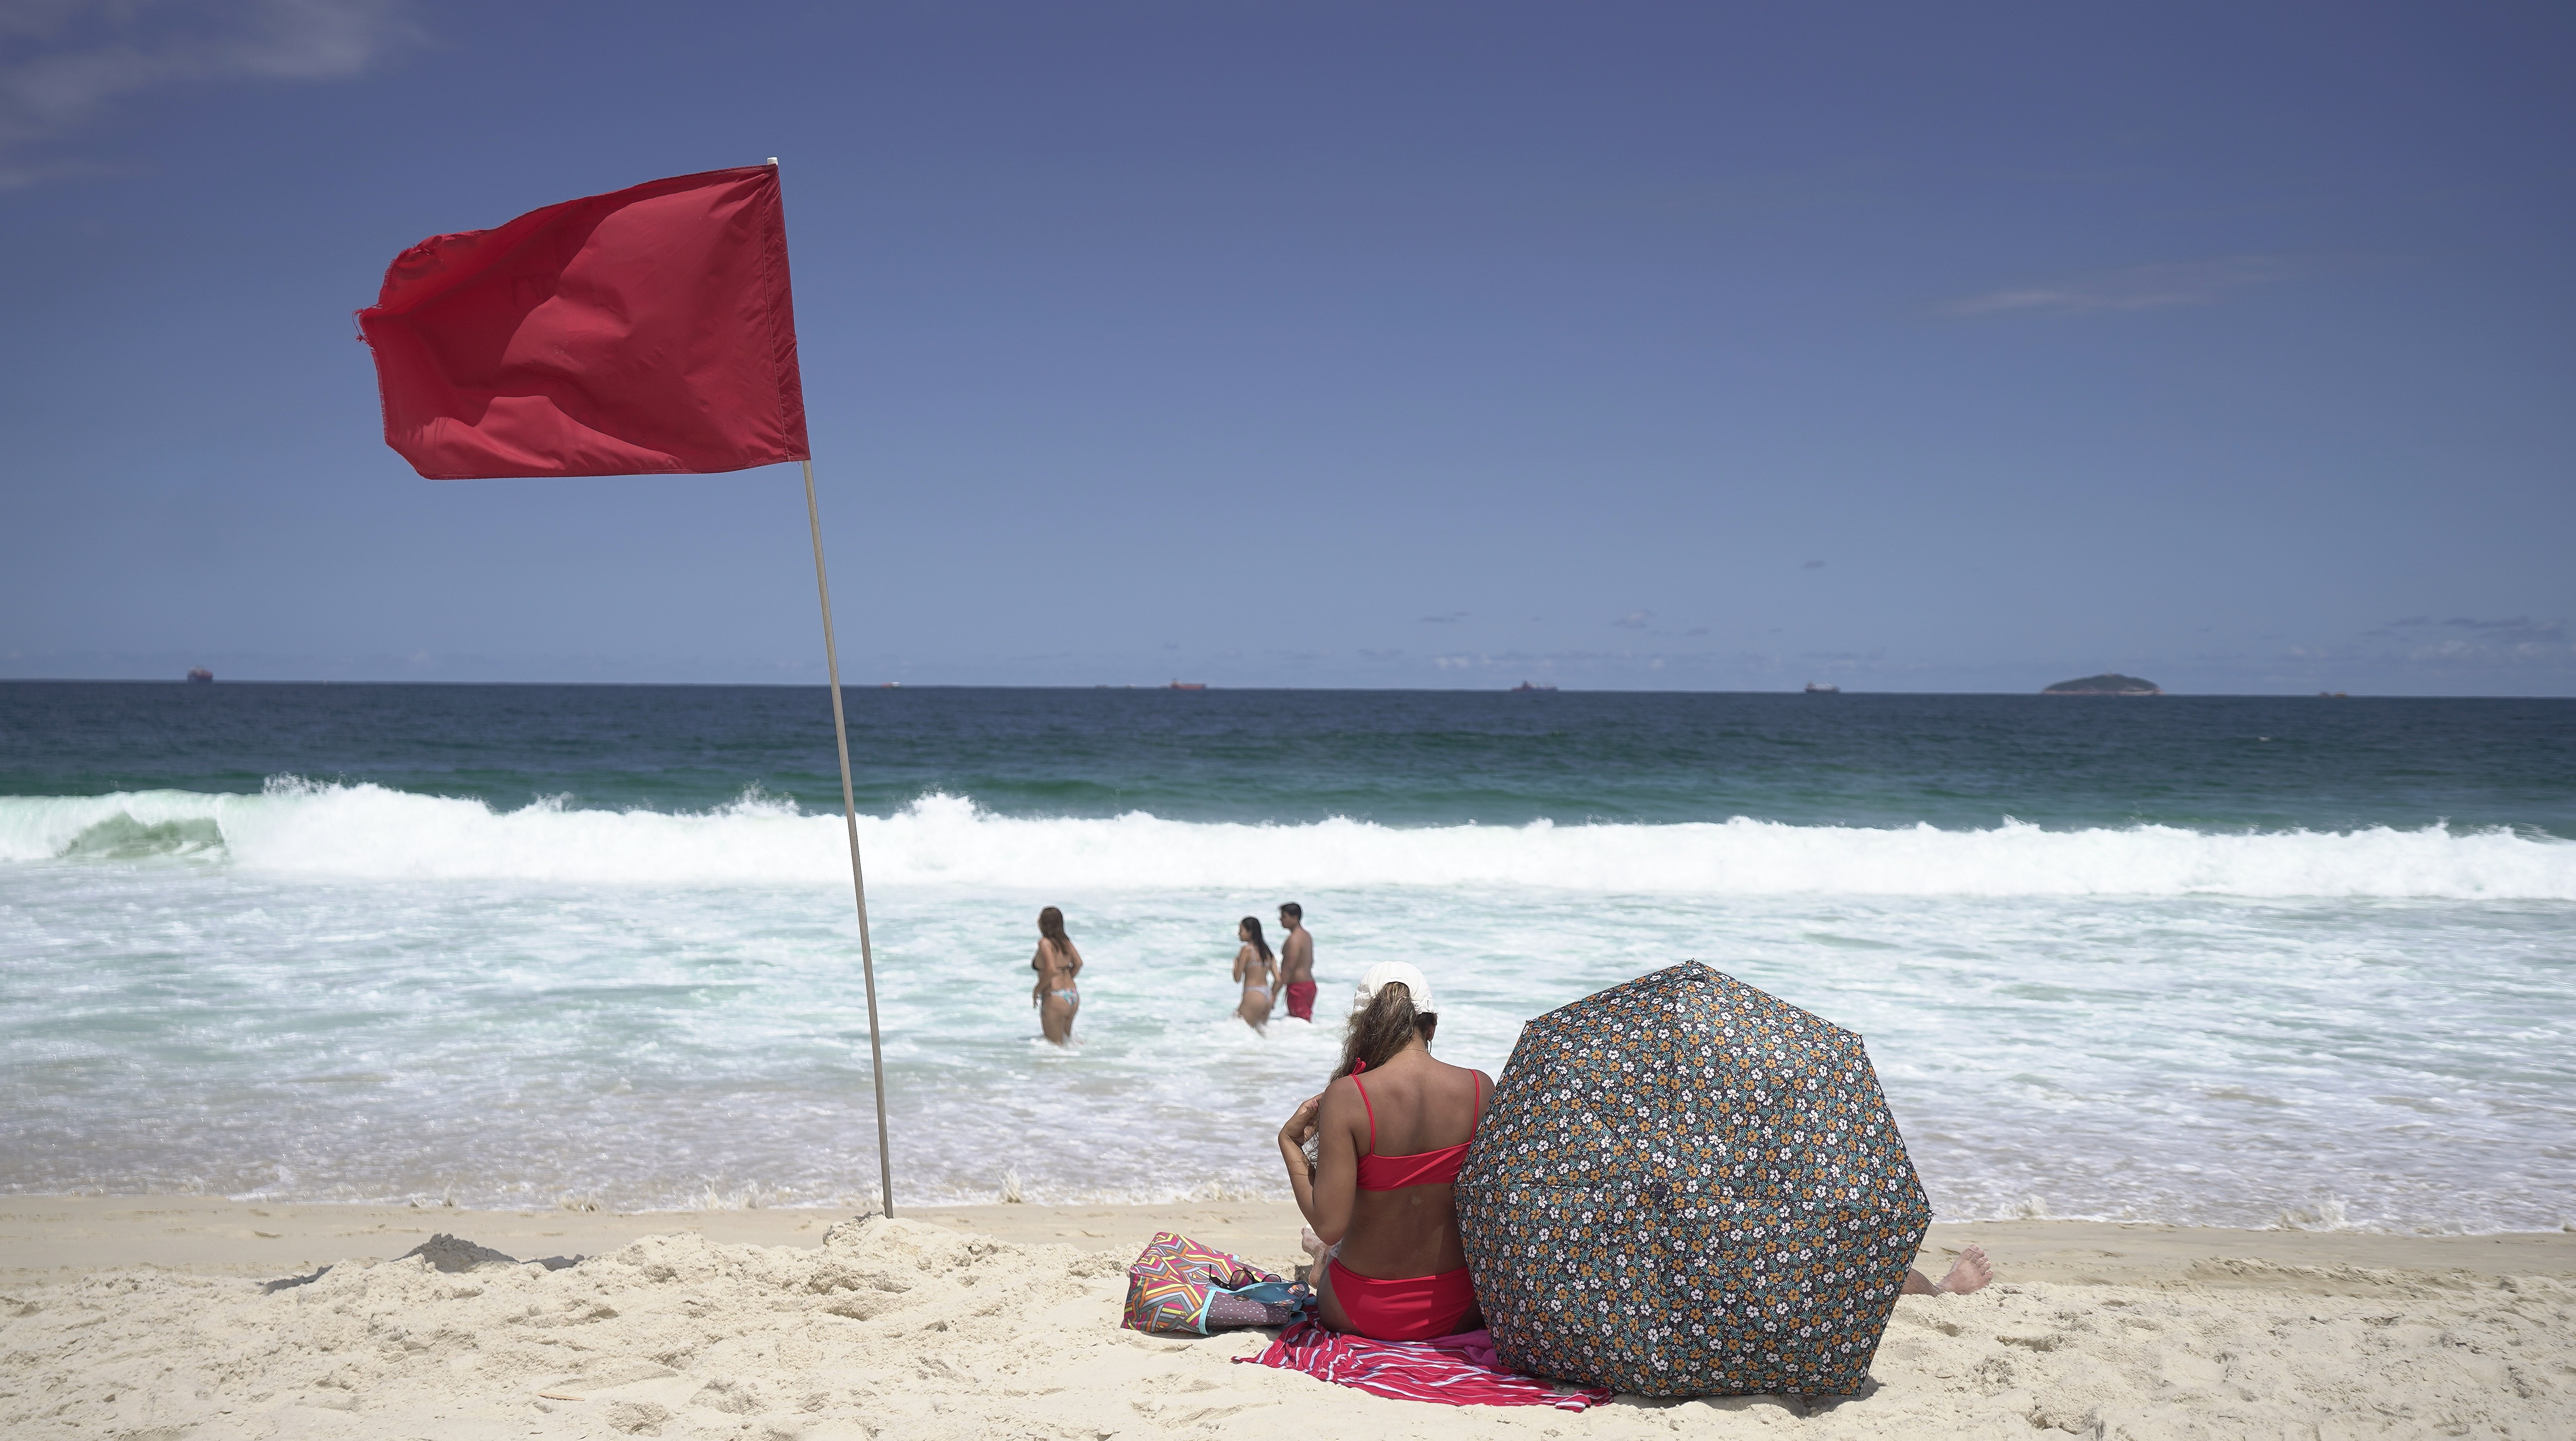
(358, 165, 809, 480)
(354, 161, 899, 1217)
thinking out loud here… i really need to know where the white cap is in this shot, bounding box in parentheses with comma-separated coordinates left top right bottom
(1351, 961, 1436, 1017)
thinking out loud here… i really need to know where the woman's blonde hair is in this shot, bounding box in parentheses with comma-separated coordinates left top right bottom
(1337, 982, 1436, 1079)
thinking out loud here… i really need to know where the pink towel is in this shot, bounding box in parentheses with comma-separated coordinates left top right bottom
(1235, 1321, 1613, 1411)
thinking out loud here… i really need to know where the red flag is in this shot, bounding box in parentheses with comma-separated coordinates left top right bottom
(358, 166, 809, 479)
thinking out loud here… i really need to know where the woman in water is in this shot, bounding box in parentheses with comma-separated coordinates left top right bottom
(1029, 906, 1082, 1046)
(1232, 916, 1277, 1032)
(1274, 962, 1488, 1341)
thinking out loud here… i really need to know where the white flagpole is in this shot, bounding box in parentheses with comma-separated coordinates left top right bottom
(775, 158, 895, 1219)
(802, 456, 895, 1219)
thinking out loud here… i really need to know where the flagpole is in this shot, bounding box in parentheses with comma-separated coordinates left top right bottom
(772, 155, 892, 1219)
(802, 456, 896, 1218)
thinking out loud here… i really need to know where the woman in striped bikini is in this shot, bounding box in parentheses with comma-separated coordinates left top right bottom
(1029, 906, 1082, 1046)
(1274, 962, 1489, 1341)
(1233, 917, 1278, 1032)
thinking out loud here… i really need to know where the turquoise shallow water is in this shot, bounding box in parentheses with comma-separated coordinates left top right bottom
(1, 682, 2571, 1229)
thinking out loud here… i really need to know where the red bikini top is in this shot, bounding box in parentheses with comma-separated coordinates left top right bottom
(1350, 1064, 1483, 1190)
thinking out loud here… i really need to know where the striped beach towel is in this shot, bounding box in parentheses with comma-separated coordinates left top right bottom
(1236, 1321, 1614, 1410)
(1120, 1232, 1308, 1335)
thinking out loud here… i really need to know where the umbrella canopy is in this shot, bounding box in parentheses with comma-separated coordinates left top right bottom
(1457, 961, 1931, 1397)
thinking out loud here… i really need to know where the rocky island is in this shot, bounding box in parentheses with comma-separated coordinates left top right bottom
(2044, 672, 2164, 695)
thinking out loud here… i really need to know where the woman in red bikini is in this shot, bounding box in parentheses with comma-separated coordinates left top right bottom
(1274, 961, 1489, 1342)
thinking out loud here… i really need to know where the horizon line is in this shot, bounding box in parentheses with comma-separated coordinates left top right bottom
(3, 677, 2566, 700)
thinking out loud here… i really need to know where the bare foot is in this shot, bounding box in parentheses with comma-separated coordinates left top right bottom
(1936, 1244, 1993, 1296)
(1299, 1227, 1329, 1263)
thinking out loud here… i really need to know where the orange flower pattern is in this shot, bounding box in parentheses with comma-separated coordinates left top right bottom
(1456, 961, 1931, 1398)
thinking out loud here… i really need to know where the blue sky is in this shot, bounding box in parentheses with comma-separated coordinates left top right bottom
(1, 1, 2568, 693)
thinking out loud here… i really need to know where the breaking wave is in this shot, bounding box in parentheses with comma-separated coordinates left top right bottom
(1, 782, 2568, 898)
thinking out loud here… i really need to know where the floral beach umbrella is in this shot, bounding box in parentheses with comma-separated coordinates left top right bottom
(1456, 961, 1932, 1397)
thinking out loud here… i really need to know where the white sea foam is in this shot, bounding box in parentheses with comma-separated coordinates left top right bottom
(5, 786, 2571, 1229)
(1, 782, 2570, 898)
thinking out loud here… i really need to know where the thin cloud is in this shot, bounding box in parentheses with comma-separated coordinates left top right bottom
(1418, 611, 1468, 623)
(2373, 614, 2566, 645)
(1938, 254, 2340, 319)
(2442, 615, 2554, 632)
(1801, 559, 1825, 569)
(2442, 617, 2565, 645)
(1, 0, 416, 185)
(1611, 609, 1651, 630)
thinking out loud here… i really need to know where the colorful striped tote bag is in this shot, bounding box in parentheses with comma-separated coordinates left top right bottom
(1121, 1232, 1311, 1335)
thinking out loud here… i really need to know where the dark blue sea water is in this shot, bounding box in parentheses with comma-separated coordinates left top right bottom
(3, 682, 2571, 1229)
(7, 682, 2570, 831)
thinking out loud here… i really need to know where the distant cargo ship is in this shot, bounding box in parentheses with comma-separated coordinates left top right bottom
(1804, 681, 1839, 694)
(1510, 680, 1557, 692)
(186, 668, 213, 684)
(1167, 680, 1207, 691)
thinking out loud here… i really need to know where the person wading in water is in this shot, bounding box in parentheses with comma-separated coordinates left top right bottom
(1030, 906, 1083, 1046)
(1233, 916, 1277, 1032)
(1277, 902, 1317, 1022)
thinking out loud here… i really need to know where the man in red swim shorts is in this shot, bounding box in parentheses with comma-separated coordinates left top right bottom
(1278, 902, 1317, 1021)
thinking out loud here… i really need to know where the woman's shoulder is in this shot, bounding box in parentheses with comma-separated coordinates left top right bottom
(1442, 1059, 1492, 1090)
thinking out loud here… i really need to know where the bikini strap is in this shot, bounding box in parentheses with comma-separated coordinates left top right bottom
(1470, 1072, 1483, 1135)
(1352, 1073, 1377, 1156)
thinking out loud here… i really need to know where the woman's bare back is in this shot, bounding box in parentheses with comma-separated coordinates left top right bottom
(1033, 937, 1081, 989)
(1330, 1053, 1487, 1280)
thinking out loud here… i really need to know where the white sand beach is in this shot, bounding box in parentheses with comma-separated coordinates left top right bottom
(4, 1196, 2569, 1439)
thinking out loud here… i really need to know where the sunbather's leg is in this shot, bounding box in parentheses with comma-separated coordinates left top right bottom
(1902, 1243, 1993, 1296)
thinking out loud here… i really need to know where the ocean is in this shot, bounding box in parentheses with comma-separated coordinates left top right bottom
(2, 682, 2570, 1232)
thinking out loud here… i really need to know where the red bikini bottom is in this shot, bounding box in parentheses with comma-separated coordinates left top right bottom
(1326, 1257, 1478, 1342)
